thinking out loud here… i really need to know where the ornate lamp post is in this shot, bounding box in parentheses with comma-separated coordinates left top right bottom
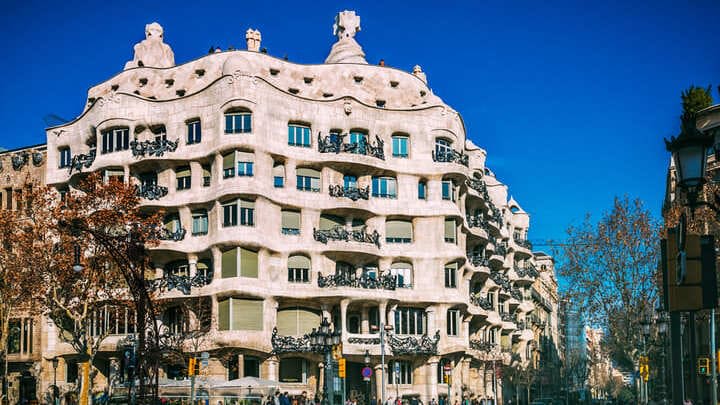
(309, 318, 341, 405)
(656, 310, 669, 405)
(640, 317, 651, 405)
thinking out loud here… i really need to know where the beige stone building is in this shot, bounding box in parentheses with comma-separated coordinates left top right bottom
(3, 11, 560, 404)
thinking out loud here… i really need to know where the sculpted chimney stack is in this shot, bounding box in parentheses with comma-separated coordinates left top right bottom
(246, 29, 262, 52)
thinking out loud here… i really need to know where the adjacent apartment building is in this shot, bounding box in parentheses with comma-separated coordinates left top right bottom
(2, 11, 560, 404)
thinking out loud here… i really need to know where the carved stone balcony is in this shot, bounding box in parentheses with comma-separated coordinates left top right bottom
(136, 183, 168, 200)
(318, 133, 385, 160)
(432, 149, 469, 166)
(313, 226, 381, 248)
(510, 288, 523, 301)
(130, 138, 179, 158)
(317, 271, 396, 290)
(469, 339, 497, 352)
(470, 293, 493, 310)
(329, 185, 369, 201)
(157, 227, 186, 241)
(69, 150, 96, 174)
(387, 331, 440, 355)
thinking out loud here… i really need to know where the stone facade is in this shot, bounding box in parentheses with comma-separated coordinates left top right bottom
(3, 11, 560, 404)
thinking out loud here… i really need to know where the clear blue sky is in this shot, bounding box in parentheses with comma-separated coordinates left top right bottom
(0, 0, 718, 243)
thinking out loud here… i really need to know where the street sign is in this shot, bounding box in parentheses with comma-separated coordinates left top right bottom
(394, 362, 400, 374)
(362, 366, 373, 378)
(444, 364, 452, 373)
(338, 358, 347, 378)
(201, 351, 209, 367)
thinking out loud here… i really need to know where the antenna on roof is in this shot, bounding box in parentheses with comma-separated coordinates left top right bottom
(44, 114, 70, 127)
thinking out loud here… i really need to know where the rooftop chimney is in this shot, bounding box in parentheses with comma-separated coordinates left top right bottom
(246, 29, 262, 52)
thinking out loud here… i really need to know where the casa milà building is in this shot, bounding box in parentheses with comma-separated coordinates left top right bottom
(40, 11, 558, 404)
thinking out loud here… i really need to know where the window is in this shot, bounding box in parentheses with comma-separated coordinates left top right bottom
(66, 360, 79, 383)
(372, 176, 397, 198)
(224, 111, 252, 134)
(288, 255, 310, 283)
(279, 358, 307, 383)
(390, 262, 412, 288)
(192, 210, 208, 235)
(238, 161, 254, 177)
(223, 153, 235, 178)
(344, 175, 358, 189)
(288, 124, 311, 147)
(152, 125, 167, 142)
(221, 247, 258, 278)
(59, 147, 71, 168)
(222, 199, 253, 226)
(222, 200, 238, 226)
(281, 210, 301, 235)
(418, 181, 427, 200)
(445, 262, 458, 288)
(319, 214, 345, 232)
(217, 297, 263, 330)
(90, 306, 136, 336)
(395, 307, 425, 335)
(164, 213, 182, 234)
(349, 131, 368, 153)
(163, 307, 187, 335)
(392, 135, 408, 158)
(386, 219, 412, 243)
(196, 259, 213, 283)
(296, 168, 321, 192)
(442, 180, 455, 201)
(277, 307, 321, 335)
(101, 127, 129, 154)
(176, 167, 191, 190)
(240, 199, 255, 225)
(244, 356, 260, 378)
(202, 165, 211, 187)
(7, 319, 21, 354)
(435, 138, 452, 159)
(187, 120, 201, 144)
(273, 162, 285, 188)
(444, 218, 457, 243)
(104, 168, 124, 183)
(447, 309, 460, 336)
(390, 361, 413, 385)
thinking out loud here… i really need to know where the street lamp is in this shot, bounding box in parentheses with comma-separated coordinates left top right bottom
(309, 317, 341, 405)
(52, 357, 59, 405)
(655, 310, 669, 405)
(665, 113, 714, 208)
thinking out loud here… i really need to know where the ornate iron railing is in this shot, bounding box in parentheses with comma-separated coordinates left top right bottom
(510, 288, 523, 301)
(136, 184, 168, 200)
(465, 178, 488, 196)
(317, 271, 396, 290)
(157, 227, 186, 241)
(130, 138, 179, 158)
(387, 331, 440, 355)
(432, 149, 469, 166)
(271, 327, 314, 354)
(347, 336, 381, 344)
(489, 206, 503, 225)
(281, 228, 301, 236)
(466, 214, 489, 230)
(515, 265, 539, 279)
(69, 150, 97, 174)
(470, 293, 493, 310)
(328, 185, 370, 201)
(469, 253, 489, 268)
(313, 226, 381, 248)
(500, 312, 516, 323)
(514, 237, 533, 250)
(151, 272, 212, 295)
(494, 242, 508, 257)
(317, 133, 385, 160)
(490, 271, 511, 292)
(469, 340, 497, 352)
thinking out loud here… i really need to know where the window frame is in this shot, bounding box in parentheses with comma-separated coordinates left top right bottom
(288, 124, 311, 147)
(371, 176, 398, 199)
(447, 309, 460, 336)
(187, 119, 202, 144)
(59, 147, 72, 168)
(444, 263, 457, 288)
(191, 209, 209, 236)
(391, 135, 409, 158)
(224, 111, 252, 134)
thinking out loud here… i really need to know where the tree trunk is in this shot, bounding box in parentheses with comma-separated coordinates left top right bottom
(80, 347, 92, 405)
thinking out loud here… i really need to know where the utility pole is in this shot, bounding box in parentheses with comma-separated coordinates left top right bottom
(710, 309, 717, 405)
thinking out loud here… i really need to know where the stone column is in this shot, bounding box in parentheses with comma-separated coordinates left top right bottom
(214, 152, 223, 185)
(286, 159, 297, 189)
(318, 362, 325, 396)
(361, 306, 370, 334)
(426, 307, 436, 335)
(375, 363, 386, 403)
(461, 357, 471, 396)
(266, 356, 279, 381)
(427, 357, 439, 404)
(238, 354, 245, 378)
(340, 299, 350, 340)
(188, 254, 198, 278)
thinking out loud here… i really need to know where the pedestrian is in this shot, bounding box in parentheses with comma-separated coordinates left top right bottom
(410, 397, 419, 405)
(387, 396, 394, 405)
(683, 399, 692, 405)
(430, 398, 437, 405)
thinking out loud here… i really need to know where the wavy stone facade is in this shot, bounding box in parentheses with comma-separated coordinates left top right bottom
(37, 13, 558, 404)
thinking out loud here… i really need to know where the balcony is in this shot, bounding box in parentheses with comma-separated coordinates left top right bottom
(514, 237, 533, 250)
(387, 331, 440, 355)
(494, 242, 508, 257)
(510, 288, 523, 301)
(489, 271, 511, 292)
(432, 148, 469, 167)
(468, 252, 489, 268)
(281, 228, 301, 236)
(328, 185, 370, 201)
(130, 138, 179, 158)
(318, 133, 385, 160)
(500, 312, 516, 323)
(69, 149, 96, 174)
(152, 272, 212, 295)
(466, 214, 490, 231)
(469, 339, 497, 353)
(515, 265, 539, 279)
(317, 271, 396, 290)
(270, 328, 313, 354)
(470, 293, 493, 310)
(136, 183, 168, 200)
(158, 227, 187, 241)
(465, 178, 489, 197)
(313, 226, 381, 248)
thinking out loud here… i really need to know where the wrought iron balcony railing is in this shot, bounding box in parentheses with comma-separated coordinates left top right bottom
(130, 138, 179, 158)
(466, 214, 490, 230)
(347, 336, 381, 344)
(494, 242, 508, 257)
(157, 227, 187, 241)
(271, 328, 313, 354)
(465, 178, 488, 197)
(514, 237, 533, 250)
(510, 288, 523, 301)
(469, 339, 497, 352)
(69, 150, 96, 174)
(500, 312, 516, 323)
(317, 133, 385, 160)
(387, 331, 440, 355)
(432, 149, 469, 167)
(469, 253, 489, 268)
(470, 293, 493, 310)
(281, 228, 301, 236)
(490, 271, 511, 292)
(313, 226, 381, 248)
(515, 265, 539, 279)
(317, 271, 396, 290)
(136, 183, 168, 200)
(151, 272, 212, 295)
(328, 185, 370, 201)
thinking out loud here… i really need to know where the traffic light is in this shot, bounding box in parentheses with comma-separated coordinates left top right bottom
(698, 357, 710, 376)
(188, 357, 197, 376)
(638, 356, 649, 382)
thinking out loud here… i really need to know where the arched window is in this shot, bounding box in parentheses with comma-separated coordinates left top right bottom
(390, 262, 412, 288)
(224, 108, 252, 134)
(288, 255, 311, 283)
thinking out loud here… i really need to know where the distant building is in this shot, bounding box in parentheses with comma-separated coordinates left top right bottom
(560, 300, 587, 400)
